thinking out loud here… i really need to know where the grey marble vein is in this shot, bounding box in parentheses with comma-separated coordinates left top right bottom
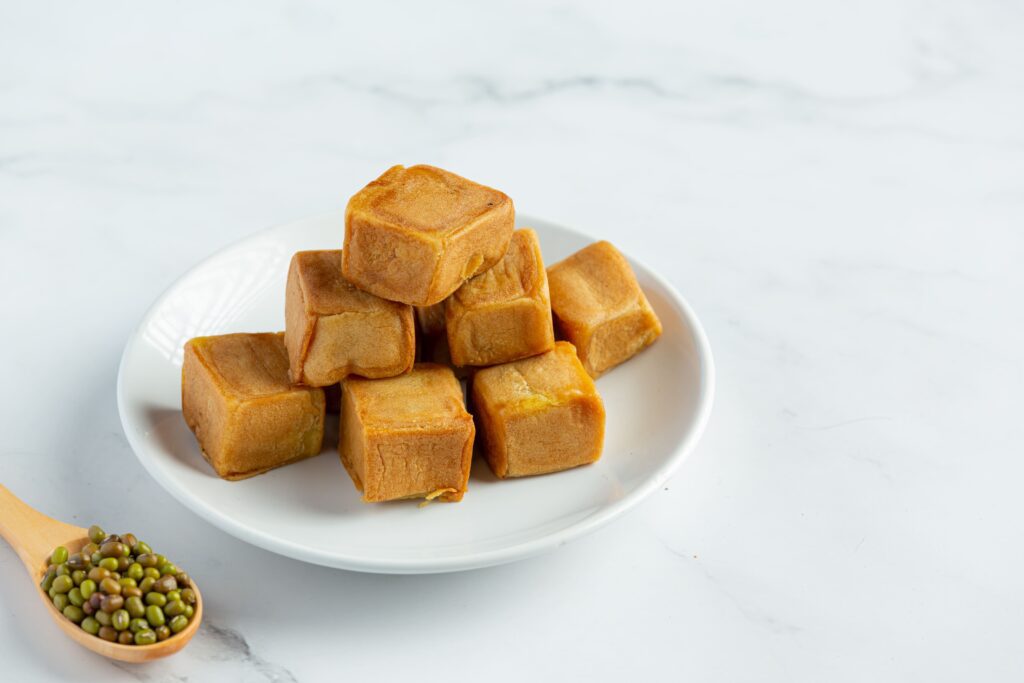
(195, 622, 299, 683)
(660, 541, 803, 637)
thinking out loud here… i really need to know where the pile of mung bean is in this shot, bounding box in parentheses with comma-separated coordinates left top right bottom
(39, 525, 196, 646)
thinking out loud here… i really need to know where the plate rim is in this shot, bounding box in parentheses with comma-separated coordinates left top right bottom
(116, 212, 716, 574)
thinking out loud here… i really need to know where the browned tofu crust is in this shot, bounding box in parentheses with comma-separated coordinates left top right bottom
(445, 228, 555, 367)
(547, 241, 662, 377)
(182, 333, 325, 481)
(471, 342, 605, 478)
(339, 363, 475, 502)
(343, 165, 514, 306)
(285, 250, 415, 386)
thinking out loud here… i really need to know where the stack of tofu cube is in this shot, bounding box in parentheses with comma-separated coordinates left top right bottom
(182, 165, 662, 503)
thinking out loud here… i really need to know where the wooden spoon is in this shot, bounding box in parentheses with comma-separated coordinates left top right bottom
(0, 484, 202, 662)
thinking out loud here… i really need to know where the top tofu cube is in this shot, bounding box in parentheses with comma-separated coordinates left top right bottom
(343, 165, 515, 306)
(547, 241, 662, 377)
(285, 250, 415, 386)
(182, 333, 326, 480)
(445, 228, 555, 367)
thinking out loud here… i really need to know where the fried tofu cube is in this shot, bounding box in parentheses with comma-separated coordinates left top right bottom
(547, 241, 662, 378)
(285, 250, 415, 386)
(471, 342, 605, 478)
(445, 228, 554, 367)
(182, 333, 326, 481)
(343, 165, 514, 306)
(415, 303, 446, 336)
(340, 364, 475, 502)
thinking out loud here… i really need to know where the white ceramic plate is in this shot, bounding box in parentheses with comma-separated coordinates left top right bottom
(117, 213, 714, 574)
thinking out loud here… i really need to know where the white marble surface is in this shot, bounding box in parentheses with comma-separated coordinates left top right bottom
(2, 1, 1022, 680)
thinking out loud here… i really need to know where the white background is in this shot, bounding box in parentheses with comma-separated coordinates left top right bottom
(2, 1, 1022, 681)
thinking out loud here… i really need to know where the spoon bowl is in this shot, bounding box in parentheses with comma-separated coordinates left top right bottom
(0, 484, 202, 662)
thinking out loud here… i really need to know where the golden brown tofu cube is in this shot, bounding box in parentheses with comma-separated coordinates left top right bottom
(182, 333, 326, 481)
(547, 241, 663, 378)
(340, 364, 475, 502)
(343, 165, 514, 306)
(445, 228, 554, 367)
(415, 303, 446, 336)
(471, 342, 605, 478)
(285, 250, 415, 386)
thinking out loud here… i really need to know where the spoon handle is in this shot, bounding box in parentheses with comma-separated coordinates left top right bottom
(0, 484, 83, 576)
